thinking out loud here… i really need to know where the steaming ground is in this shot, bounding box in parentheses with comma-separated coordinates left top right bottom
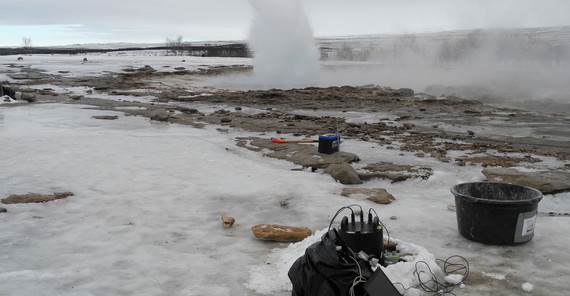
(222, 25, 570, 113)
(210, 61, 570, 114)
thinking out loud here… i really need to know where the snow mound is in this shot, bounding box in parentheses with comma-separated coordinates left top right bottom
(245, 229, 453, 295)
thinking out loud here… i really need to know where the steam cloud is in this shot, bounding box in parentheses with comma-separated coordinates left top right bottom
(248, 0, 320, 86)
(317, 28, 570, 112)
(230, 2, 570, 112)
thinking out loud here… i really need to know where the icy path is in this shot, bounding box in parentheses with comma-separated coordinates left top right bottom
(1, 103, 569, 295)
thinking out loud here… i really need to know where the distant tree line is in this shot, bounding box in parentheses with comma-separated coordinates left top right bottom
(0, 43, 251, 58)
(165, 36, 250, 57)
(164, 43, 250, 57)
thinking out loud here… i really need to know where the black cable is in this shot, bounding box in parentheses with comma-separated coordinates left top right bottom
(390, 255, 469, 295)
(414, 261, 445, 293)
(410, 255, 469, 296)
(437, 255, 469, 285)
(327, 206, 353, 231)
(328, 204, 362, 231)
(392, 282, 413, 293)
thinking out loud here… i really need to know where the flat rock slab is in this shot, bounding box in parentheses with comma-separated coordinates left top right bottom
(251, 224, 312, 242)
(236, 137, 360, 169)
(482, 168, 570, 194)
(341, 188, 395, 204)
(1, 192, 74, 204)
(358, 161, 433, 182)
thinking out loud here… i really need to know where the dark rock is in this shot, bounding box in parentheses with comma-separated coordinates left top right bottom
(137, 65, 156, 73)
(482, 168, 570, 194)
(0, 206, 6, 213)
(2, 192, 74, 204)
(92, 115, 119, 120)
(324, 163, 362, 184)
(395, 88, 414, 96)
(1, 84, 16, 99)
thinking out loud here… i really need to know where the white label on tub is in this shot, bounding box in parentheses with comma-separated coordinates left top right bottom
(522, 215, 537, 236)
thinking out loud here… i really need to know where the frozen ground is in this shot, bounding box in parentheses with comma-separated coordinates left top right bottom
(1, 54, 570, 295)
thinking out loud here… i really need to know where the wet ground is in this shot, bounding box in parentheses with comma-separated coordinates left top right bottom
(3, 63, 569, 169)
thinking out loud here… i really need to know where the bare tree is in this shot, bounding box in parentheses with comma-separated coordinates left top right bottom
(337, 42, 354, 60)
(166, 36, 185, 56)
(22, 37, 33, 53)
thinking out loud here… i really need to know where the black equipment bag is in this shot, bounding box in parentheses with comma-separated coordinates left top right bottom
(288, 229, 373, 296)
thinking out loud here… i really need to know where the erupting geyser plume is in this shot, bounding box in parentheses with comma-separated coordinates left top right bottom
(248, 0, 320, 86)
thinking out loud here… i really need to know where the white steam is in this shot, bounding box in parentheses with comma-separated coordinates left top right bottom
(248, 0, 320, 86)
(224, 6, 570, 113)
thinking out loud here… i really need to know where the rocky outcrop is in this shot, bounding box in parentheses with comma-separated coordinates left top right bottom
(341, 188, 395, 204)
(482, 168, 570, 194)
(1, 192, 74, 204)
(251, 224, 312, 242)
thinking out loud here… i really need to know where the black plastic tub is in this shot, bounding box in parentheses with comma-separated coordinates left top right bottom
(451, 182, 543, 245)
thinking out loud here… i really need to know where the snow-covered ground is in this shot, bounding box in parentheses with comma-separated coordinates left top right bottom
(1, 54, 570, 295)
(1, 52, 250, 79)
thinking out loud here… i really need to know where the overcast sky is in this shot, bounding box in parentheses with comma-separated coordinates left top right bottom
(3, 0, 570, 47)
